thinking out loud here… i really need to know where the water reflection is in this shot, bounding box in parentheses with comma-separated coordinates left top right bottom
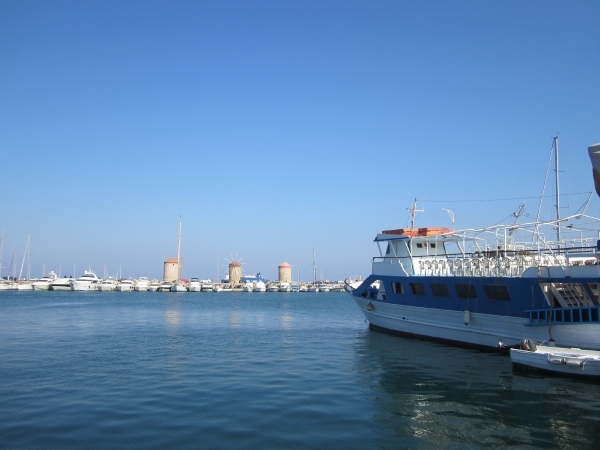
(354, 330, 600, 448)
(229, 311, 242, 329)
(279, 313, 293, 330)
(164, 309, 181, 326)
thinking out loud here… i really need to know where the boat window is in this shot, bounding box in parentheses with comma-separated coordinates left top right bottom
(416, 243, 423, 248)
(386, 243, 391, 255)
(430, 243, 436, 248)
(392, 282, 404, 294)
(431, 283, 449, 297)
(410, 283, 425, 295)
(455, 284, 477, 299)
(484, 285, 511, 301)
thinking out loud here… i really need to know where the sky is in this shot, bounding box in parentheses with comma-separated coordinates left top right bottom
(1, 0, 599, 282)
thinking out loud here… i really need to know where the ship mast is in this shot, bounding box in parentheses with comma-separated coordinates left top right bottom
(177, 216, 182, 280)
(553, 136, 561, 244)
(407, 198, 424, 228)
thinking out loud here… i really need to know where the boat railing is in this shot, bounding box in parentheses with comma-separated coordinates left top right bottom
(373, 244, 598, 277)
(525, 306, 600, 326)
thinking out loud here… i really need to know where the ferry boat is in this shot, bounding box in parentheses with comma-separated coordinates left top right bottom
(346, 215, 600, 351)
(347, 141, 600, 351)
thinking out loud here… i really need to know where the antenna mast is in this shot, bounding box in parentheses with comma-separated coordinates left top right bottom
(407, 198, 424, 228)
(553, 136, 561, 244)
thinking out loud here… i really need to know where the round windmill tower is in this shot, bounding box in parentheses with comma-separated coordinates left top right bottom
(228, 260, 242, 285)
(163, 257, 179, 281)
(278, 262, 292, 282)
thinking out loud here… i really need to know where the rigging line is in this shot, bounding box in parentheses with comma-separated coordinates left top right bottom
(425, 191, 592, 203)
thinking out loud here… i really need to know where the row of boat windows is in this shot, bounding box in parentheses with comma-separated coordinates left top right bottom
(385, 242, 436, 254)
(390, 281, 511, 301)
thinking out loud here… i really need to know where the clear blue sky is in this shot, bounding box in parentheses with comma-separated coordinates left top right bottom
(1, 0, 599, 281)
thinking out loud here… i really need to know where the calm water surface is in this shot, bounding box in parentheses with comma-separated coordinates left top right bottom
(1, 291, 599, 449)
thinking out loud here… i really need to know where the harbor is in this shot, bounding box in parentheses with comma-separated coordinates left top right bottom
(2, 289, 599, 449)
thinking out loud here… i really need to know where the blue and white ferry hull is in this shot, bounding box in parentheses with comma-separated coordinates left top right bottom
(347, 223, 600, 351)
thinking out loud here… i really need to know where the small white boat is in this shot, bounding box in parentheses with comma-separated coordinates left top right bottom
(510, 340, 600, 378)
(72, 271, 100, 291)
(243, 282, 254, 292)
(32, 271, 58, 290)
(171, 280, 188, 292)
(148, 280, 161, 292)
(212, 284, 223, 292)
(16, 281, 34, 290)
(266, 283, 279, 292)
(278, 282, 291, 292)
(135, 277, 150, 292)
(299, 284, 308, 292)
(317, 284, 330, 292)
(201, 280, 214, 292)
(98, 277, 118, 291)
(158, 281, 173, 292)
(50, 277, 73, 291)
(253, 281, 266, 292)
(188, 278, 201, 292)
(117, 279, 135, 292)
(307, 285, 318, 293)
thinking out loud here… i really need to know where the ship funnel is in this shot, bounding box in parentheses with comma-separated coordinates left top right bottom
(588, 143, 600, 197)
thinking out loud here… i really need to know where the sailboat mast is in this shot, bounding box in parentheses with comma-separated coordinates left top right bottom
(177, 216, 182, 280)
(554, 136, 561, 244)
(0, 230, 3, 279)
(312, 248, 316, 285)
(18, 234, 30, 280)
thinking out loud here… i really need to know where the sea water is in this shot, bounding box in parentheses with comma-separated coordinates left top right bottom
(1, 291, 599, 449)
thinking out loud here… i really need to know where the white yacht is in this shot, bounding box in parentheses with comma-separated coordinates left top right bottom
(201, 280, 214, 292)
(188, 278, 201, 292)
(98, 277, 118, 291)
(50, 277, 73, 291)
(117, 279, 135, 292)
(148, 280, 161, 292)
(16, 280, 34, 290)
(158, 281, 173, 292)
(71, 271, 100, 291)
(253, 281, 266, 292)
(307, 285, 318, 292)
(32, 271, 58, 290)
(266, 283, 279, 292)
(244, 282, 254, 292)
(171, 280, 188, 292)
(318, 284, 330, 293)
(278, 282, 291, 292)
(135, 277, 150, 292)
